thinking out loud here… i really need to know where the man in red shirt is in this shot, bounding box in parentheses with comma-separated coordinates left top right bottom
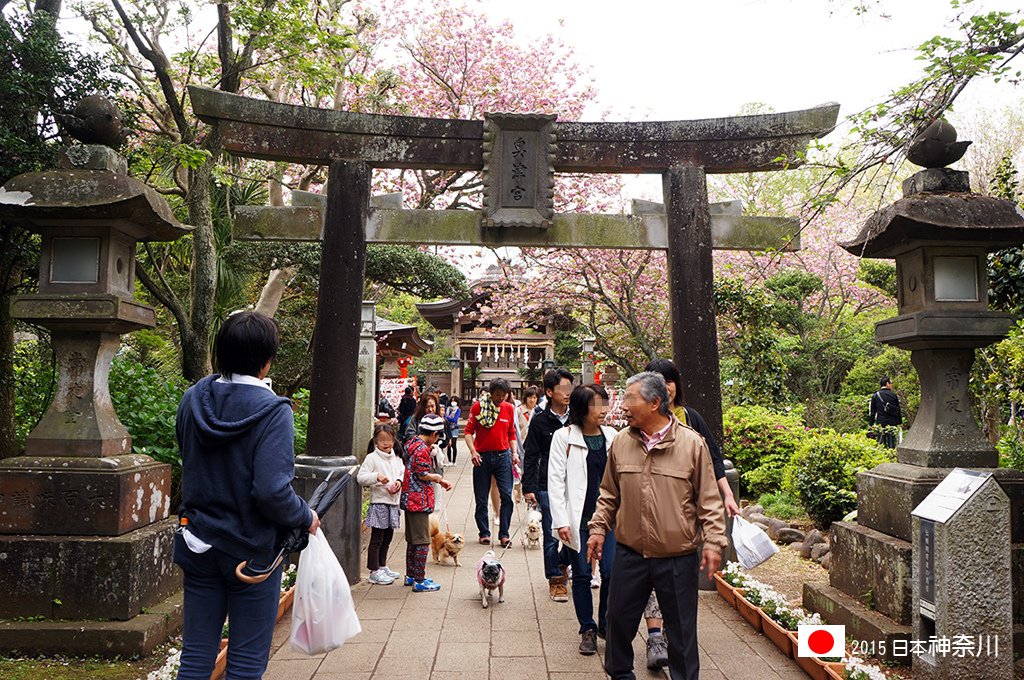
(465, 378, 520, 547)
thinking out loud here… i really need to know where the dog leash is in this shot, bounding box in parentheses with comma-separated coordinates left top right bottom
(496, 496, 532, 560)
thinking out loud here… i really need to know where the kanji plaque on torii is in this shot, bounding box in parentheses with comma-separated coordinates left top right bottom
(481, 113, 556, 229)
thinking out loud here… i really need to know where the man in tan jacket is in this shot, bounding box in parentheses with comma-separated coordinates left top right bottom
(587, 372, 727, 680)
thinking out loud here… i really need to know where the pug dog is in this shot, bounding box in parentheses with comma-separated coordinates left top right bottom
(476, 550, 505, 608)
(521, 508, 543, 548)
(429, 513, 465, 566)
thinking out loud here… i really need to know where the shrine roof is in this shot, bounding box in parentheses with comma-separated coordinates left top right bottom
(375, 316, 433, 357)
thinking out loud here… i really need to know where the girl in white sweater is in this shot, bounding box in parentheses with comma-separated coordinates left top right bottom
(358, 424, 406, 585)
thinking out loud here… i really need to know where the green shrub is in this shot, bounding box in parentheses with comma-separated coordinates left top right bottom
(292, 388, 310, 455)
(783, 430, 894, 529)
(13, 339, 55, 448)
(756, 491, 805, 520)
(109, 357, 187, 507)
(723, 405, 810, 496)
(997, 426, 1024, 471)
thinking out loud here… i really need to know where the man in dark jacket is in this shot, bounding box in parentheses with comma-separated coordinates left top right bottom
(174, 311, 318, 679)
(869, 377, 902, 448)
(398, 386, 417, 435)
(522, 367, 574, 602)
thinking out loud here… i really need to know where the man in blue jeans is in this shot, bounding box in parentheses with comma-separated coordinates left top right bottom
(464, 378, 519, 546)
(174, 311, 319, 679)
(522, 367, 574, 602)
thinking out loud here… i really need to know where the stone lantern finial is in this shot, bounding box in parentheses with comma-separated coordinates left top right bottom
(59, 94, 125, 148)
(906, 119, 971, 169)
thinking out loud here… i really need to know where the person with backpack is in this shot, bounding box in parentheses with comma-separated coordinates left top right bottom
(869, 377, 902, 448)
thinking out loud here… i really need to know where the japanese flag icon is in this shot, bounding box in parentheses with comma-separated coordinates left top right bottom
(797, 624, 845, 658)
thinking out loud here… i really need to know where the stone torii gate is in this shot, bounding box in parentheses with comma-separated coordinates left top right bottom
(189, 86, 838, 461)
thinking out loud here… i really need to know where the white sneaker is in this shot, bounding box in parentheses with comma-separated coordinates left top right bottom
(382, 566, 400, 579)
(591, 575, 600, 589)
(368, 568, 395, 585)
(493, 515, 501, 526)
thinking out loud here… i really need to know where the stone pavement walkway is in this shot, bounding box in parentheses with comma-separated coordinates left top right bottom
(265, 443, 805, 680)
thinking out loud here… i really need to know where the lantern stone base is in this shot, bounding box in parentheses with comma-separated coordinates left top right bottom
(804, 466, 1024, 663)
(0, 455, 171, 536)
(0, 517, 180, 621)
(0, 588, 183, 659)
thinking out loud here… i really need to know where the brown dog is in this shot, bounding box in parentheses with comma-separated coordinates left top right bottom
(429, 513, 465, 566)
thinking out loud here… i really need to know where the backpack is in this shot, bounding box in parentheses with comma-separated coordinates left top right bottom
(875, 391, 898, 417)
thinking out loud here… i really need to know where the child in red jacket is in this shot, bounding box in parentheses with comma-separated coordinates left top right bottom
(401, 413, 451, 591)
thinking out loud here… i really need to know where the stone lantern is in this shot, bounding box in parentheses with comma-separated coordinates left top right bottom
(0, 97, 191, 656)
(802, 121, 1024, 667)
(844, 164, 1024, 467)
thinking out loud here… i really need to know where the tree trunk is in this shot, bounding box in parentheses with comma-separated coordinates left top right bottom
(181, 151, 218, 382)
(255, 265, 298, 318)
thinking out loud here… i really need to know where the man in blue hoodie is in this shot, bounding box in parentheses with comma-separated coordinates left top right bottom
(174, 311, 319, 679)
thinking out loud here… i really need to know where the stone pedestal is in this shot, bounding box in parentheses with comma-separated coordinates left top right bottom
(0, 518, 179, 620)
(293, 455, 361, 584)
(0, 455, 171, 535)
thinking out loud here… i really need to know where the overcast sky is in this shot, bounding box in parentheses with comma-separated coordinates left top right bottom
(475, 0, 1020, 122)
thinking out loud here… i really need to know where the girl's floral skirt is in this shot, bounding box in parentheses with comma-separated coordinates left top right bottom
(365, 503, 401, 529)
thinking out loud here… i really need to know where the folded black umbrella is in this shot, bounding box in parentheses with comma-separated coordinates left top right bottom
(235, 465, 358, 584)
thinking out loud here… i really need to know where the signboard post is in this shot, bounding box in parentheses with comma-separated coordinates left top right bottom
(911, 468, 1012, 679)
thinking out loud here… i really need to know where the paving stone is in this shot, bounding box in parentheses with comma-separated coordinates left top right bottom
(491, 655, 549, 680)
(317, 642, 384, 673)
(263, 658, 323, 680)
(433, 641, 491, 672)
(490, 628, 543, 656)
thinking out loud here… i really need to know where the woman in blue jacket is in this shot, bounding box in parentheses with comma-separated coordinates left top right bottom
(174, 311, 319, 679)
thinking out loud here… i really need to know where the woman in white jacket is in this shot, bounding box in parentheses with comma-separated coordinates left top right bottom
(547, 384, 618, 656)
(357, 424, 406, 585)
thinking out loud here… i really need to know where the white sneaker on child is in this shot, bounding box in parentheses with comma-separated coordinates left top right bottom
(382, 566, 400, 579)
(368, 568, 395, 585)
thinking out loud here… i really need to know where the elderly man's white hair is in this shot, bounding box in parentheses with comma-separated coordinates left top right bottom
(626, 372, 671, 416)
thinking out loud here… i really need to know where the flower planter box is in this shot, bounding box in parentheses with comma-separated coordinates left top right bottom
(713, 572, 739, 607)
(825, 662, 847, 680)
(760, 613, 794, 658)
(734, 592, 763, 632)
(277, 586, 296, 622)
(211, 639, 229, 680)
(786, 632, 838, 680)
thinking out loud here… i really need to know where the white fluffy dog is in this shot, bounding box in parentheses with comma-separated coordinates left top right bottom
(521, 508, 543, 548)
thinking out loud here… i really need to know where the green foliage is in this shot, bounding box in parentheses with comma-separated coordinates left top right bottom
(715, 277, 788, 406)
(997, 426, 1024, 471)
(783, 430, 894, 529)
(857, 260, 898, 299)
(0, 8, 114, 184)
(292, 389, 310, 456)
(365, 246, 468, 299)
(988, 155, 1024, 316)
(108, 357, 187, 507)
(755, 491, 806, 521)
(12, 338, 54, 448)
(554, 329, 582, 372)
(722, 405, 809, 496)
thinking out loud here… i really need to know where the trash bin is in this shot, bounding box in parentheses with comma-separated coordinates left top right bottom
(292, 455, 361, 585)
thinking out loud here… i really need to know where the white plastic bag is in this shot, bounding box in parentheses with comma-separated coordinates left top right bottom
(290, 530, 361, 654)
(731, 516, 778, 569)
